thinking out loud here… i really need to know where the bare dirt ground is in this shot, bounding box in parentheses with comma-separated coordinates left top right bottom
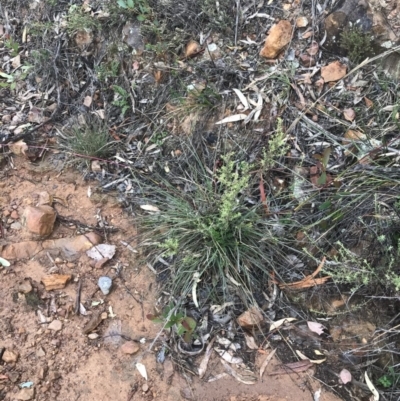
(0, 157, 344, 401)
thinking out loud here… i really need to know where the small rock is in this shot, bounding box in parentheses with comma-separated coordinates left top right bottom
(15, 388, 34, 400)
(236, 306, 264, 329)
(18, 280, 33, 294)
(98, 276, 112, 295)
(120, 341, 140, 355)
(37, 191, 53, 206)
(10, 210, 19, 219)
(3, 210, 11, 217)
(48, 320, 62, 332)
(142, 383, 149, 392)
(41, 274, 71, 291)
(36, 347, 46, 357)
(21, 205, 56, 237)
(66, 262, 75, 268)
(260, 20, 293, 59)
(296, 16, 308, 28)
(2, 349, 19, 363)
(95, 257, 110, 269)
(54, 257, 63, 264)
(88, 333, 99, 339)
(10, 221, 22, 230)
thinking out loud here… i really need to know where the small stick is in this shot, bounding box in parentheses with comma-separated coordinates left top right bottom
(74, 279, 83, 315)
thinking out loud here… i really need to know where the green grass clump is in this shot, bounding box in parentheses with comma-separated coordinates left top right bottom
(138, 148, 286, 304)
(59, 115, 115, 162)
(66, 5, 100, 35)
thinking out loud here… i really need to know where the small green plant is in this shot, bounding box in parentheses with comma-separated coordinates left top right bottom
(378, 367, 400, 388)
(67, 5, 100, 34)
(261, 118, 289, 170)
(112, 85, 131, 116)
(147, 303, 197, 343)
(138, 147, 285, 303)
(117, 0, 150, 21)
(96, 60, 120, 82)
(0, 64, 33, 90)
(5, 38, 19, 57)
(340, 27, 372, 63)
(59, 115, 115, 162)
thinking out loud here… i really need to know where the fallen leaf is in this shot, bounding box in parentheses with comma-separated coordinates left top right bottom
(307, 41, 319, 56)
(11, 55, 20, 69)
(339, 369, 352, 384)
(215, 348, 243, 364)
(232, 88, 249, 110)
(314, 388, 321, 401)
(343, 108, 355, 122)
(307, 321, 326, 335)
(343, 130, 366, 144)
(269, 317, 296, 331)
(84, 96, 93, 107)
(220, 359, 257, 384)
(215, 114, 248, 125)
(321, 61, 347, 82)
(296, 350, 326, 364)
(260, 348, 276, 380)
(364, 97, 373, 108)
(365, 372, 379, 400)
(140, 204, 160, 212)
(0, 257, 11, 267)
(244, 333, 259, 350)
(198, 338, 215, 378)
(136, 362, 148, 380)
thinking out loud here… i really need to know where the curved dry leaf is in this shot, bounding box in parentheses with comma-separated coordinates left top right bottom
(307, 321, 326, 335)
(215, 348, 243, 364)
(296, 350, 326, 364)
(136, 362, 148, 380)
(260, 348, 276, 380)
(244, 333, 258, 350)
(140, 204, 160, 212)
(232, 88, 250, 110)
(365, 372, 379, 400)
(198, 338, 216, 378)
(339, 368, 352, 384)
(343, 108, 355, 122)
(215, 114, 247, 125)
(269, 317, 296, 332)
(321, 61, 347, 82)
(0, 257, 11, 267)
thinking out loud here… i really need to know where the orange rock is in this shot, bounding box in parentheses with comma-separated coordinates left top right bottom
(260, 20, 293, 59)
(321, 60, 347, 82)
(22, 205, 56, 237)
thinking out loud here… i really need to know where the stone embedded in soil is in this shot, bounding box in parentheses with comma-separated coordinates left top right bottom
(37, 191, 53, 206)
(18, 279, 33, 294)
(321, 60, 347, 82)
(10, 221, 22, 230)
(15, 388, 34, 400)
(120, 341, 140, 355)
(41, 274, 72, 291)
(48, 320, 63, 332)
(1, 240, 42, 260)
(10, 210, 19, 219)
(2, 349, 19, 363)
(98, 276, 112, 295)
(22, 205, 56, 237)
(260, 20, 293, 59)
(236, 306, 264, 329)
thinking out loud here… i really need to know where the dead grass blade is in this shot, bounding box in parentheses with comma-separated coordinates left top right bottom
(260, 348, 276, 380)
